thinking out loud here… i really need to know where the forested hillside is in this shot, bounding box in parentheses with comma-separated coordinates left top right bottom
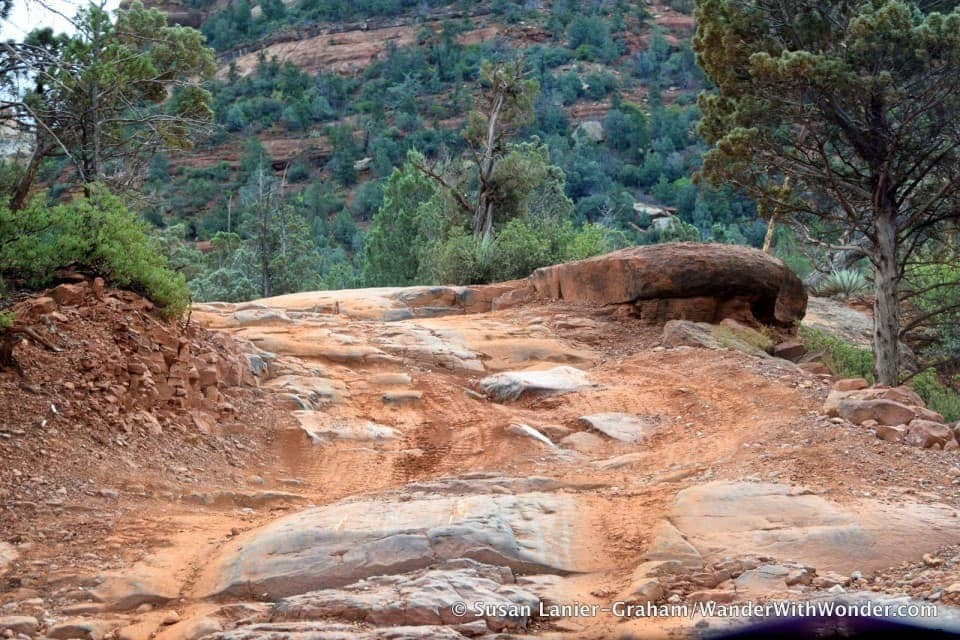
(121, 0, 780, 301)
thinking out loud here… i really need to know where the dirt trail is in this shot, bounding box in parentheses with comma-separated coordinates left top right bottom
(6, 287, 960, 640)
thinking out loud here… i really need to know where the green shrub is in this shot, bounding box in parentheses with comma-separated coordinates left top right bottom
(0, 186, 190, 317)
(798, 326, 874, 380)
(908, 369, 960, 422)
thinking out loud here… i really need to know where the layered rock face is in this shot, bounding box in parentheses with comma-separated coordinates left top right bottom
(518, 243, 807, 327)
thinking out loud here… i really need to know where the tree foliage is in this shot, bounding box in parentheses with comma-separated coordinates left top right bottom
(694, 0, 960, 384)
(4, 2, 215, 208)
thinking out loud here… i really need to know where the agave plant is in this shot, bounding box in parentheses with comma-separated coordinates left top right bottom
(816, 269, 870, 299)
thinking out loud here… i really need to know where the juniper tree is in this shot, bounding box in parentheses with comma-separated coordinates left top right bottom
(694, 0, 960, 385)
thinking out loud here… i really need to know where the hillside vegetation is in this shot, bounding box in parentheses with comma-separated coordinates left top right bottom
(135, 0, 773, 300)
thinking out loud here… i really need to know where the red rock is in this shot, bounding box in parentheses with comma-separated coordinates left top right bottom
(906, 420, 953, 449)
(636, 297, 717, 324)
(526, 243, 807, 327)
(198, 367, 218, 389)
(836, 399, 916, 426)
(875, 424, 906, 442)
(20, 296, 57, 320)
(834, 378, 869, 392)
(915, 407, 946, 424)
(798, 362, 831, 375)
(92, 277, 105, 301)
(50, 282, 89, 306)
(773, 339, 806, 361)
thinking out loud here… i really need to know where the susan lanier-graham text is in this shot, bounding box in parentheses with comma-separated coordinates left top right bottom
(454, 599, 941, 620)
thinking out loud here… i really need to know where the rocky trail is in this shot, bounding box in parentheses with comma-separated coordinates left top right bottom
(5, 245, 960, 640)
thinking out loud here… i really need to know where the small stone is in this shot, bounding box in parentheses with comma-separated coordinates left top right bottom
(785, 568, 813, 586)
(627, 578, 663, 604)
(923, 553, 943, 567)
(827, 584, 846, 594)
(945, 582, 960, 594)
(161, 612, 179, 626)
(876, 424, 906, 443)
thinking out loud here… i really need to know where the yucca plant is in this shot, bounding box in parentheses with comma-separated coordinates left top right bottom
(815, 269, 870, 299)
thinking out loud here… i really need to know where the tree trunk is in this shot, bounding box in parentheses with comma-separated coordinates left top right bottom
(872, 206, 900, 386)
(473, 88, 505, 240)
(10, 142, 48, 211)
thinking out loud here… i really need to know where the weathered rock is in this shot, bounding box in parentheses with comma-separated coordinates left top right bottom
(785, 568, 813, 586)
(836, 399, 916, 426)
(773, 339, 806, 361)
(479, 366, 594, 402)
(195, 490, 583, 599)
(875, 424, 906, 443)
(272, 562, 537, 632)
(527, 243, 807, 327)
(160, 616, 222, 640)
(624, 578, 663, 604)
(823, 386, 925, 417)
(265, 375, 347, 408)
(636, 297, 718, 324)
(20, 296, 57, 320)
(594, 453, 645, 470)
(505, 423, 556, 448)
(0, 617, 38, 636)
(642, 521, 703, 569)
(558, 431, 606, 453)
(47, 619, 114, 640)
(50, 282, 89, 306)
(579, 413, 661, 443)
(905, 420, 953, 449)
(91, 566, 180, 611)
(662, 320, 773, 356)
(0, 542, 18, 575)
(131, 410, 163, 436)
(662, 320, 719, 350)
(293, 412, 399, 444)
(734, 564, 792, 596)
(660, 481, 960, 572)
(233, 309, 292, 326)
(834, 378, 869, 392)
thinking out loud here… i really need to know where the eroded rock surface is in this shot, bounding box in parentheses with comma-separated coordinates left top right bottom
(196, 486, 583, 599)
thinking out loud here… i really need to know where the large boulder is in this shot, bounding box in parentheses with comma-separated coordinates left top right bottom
(524, 243, 807, 327)
(195, 490, 583, 599)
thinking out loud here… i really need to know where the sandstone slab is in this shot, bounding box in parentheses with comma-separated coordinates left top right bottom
(272, 561, 537, 632)
(579, 413, 661, 443)
(661, 481, 960, 572)
(196, 491, 582, 599)
(479, 366, 594, 402)
(293, 412, 399, 444)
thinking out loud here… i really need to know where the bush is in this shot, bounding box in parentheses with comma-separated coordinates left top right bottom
(798, 326, 874, 380)
(0, 187, 190, 317)
(908, 369, 960, 422)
